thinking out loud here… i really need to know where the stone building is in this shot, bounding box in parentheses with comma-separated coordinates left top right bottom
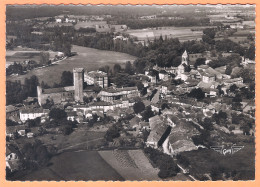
(37, 68, 84, 106)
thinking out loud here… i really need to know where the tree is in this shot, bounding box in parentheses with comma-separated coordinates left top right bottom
(194, 58, 206, 68)
(225, 65, 232, 75)
(202, 34, 215, 45)
(245, 44, 255, 60)
(61, 125, 73, 135)
(105, 123, 121, 142)
(136, 81, 144, 91)
(125, 61, 134, 75)
(99, 65, 110, 74)
(113, 64, 122, 74)
(24, 75, 39, 97)
(6, 119, 19, 126)
(203, 28, 216, 39)
(21, 140, 51, 169)
(39, 52, 50, 65)
(176, 154, 190, 167)
(201, 117, 214, 130)
(142, 106, 155, 122)
(188, 88, 205, 100)
(161, 103, 170, 110)
(49, 108, 67, 120)
(133, 101, 145, 114)
(60, 71, 73, 86)
(63, 41, 72, 56)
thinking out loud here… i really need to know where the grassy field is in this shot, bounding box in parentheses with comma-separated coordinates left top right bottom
(98, 149, 160, 180)
(6, 46, 60, 66)
(126, 26, 203, 41)
(179, 143, 255, 180)
(19, 150, 124, 181)
(7, 45, 137, 86)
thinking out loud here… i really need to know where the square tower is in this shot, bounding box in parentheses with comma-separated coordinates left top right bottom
(73, 68, 84, 103)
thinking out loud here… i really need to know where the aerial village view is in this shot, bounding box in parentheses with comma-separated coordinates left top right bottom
(5, 5, 255, 181)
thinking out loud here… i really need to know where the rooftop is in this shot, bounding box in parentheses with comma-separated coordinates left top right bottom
(6, 105, 18, 113)
(20, 107, 49, 114)
(86, 70, 107, 78)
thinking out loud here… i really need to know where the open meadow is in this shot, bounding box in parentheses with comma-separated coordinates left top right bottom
(6, 45, 137, 86)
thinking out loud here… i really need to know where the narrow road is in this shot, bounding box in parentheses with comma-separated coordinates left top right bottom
(177, 163, 197, 181)
(59, 137, 104, 152)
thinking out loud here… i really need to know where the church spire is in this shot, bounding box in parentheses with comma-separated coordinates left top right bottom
(182, 50, 188, 65)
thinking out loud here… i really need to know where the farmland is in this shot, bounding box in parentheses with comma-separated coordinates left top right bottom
(18, 151, 124, 181)
(125, 26, 205, 42)
(17, 149, 162, 181)
(6, 45, 137, 86)
(98, 149, 160, 180)
(74, 21, 107, 30)
(6, 46, 60, 67)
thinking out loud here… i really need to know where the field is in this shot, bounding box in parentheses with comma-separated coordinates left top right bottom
(98, 149, 160, 180)
(18, 149, 162, 181)
(125, 26, 203, 42)
(6, 45, 137, 86)
(36, 125, 106, 152)
(179, 143, 255, 180)
(19, 151, 124, 181)
(6, 46, 60, 67)
(74, 21, 107, 30)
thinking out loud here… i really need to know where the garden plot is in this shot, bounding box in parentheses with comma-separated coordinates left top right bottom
(98, 149, 160, 180)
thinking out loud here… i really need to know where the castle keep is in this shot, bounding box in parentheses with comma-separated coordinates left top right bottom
(37, 68, 86, 106)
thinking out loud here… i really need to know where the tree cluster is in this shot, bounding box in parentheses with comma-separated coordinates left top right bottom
(144, 147, 180, 179)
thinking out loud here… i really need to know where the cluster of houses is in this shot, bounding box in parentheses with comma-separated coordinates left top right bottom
(6, 47, 255, 172)
(143, 50, 247, 99)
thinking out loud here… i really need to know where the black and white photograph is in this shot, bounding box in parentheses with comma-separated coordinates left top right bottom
(5, 4, 255, 181)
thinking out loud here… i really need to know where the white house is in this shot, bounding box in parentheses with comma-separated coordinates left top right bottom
(20, 108, 49, 122)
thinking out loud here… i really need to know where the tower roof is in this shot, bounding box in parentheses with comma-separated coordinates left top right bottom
(182, 50, 188, 57)
(73, 68, 84, 73)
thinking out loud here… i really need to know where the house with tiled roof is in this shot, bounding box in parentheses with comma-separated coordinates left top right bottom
(159, 70, 169, 81)
(145, 69, 159, 83)
(148, 115, 164, 130)
(146, 122, 171, 149)
(6, 105, 19, 120)
(160, 81, 176, 96)
(20, 107, 49, 122)
(163, 121, 199, 155)
(6, 145, 22, 172)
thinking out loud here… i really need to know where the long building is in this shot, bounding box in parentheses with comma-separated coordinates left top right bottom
(98, 86, 140, 102)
